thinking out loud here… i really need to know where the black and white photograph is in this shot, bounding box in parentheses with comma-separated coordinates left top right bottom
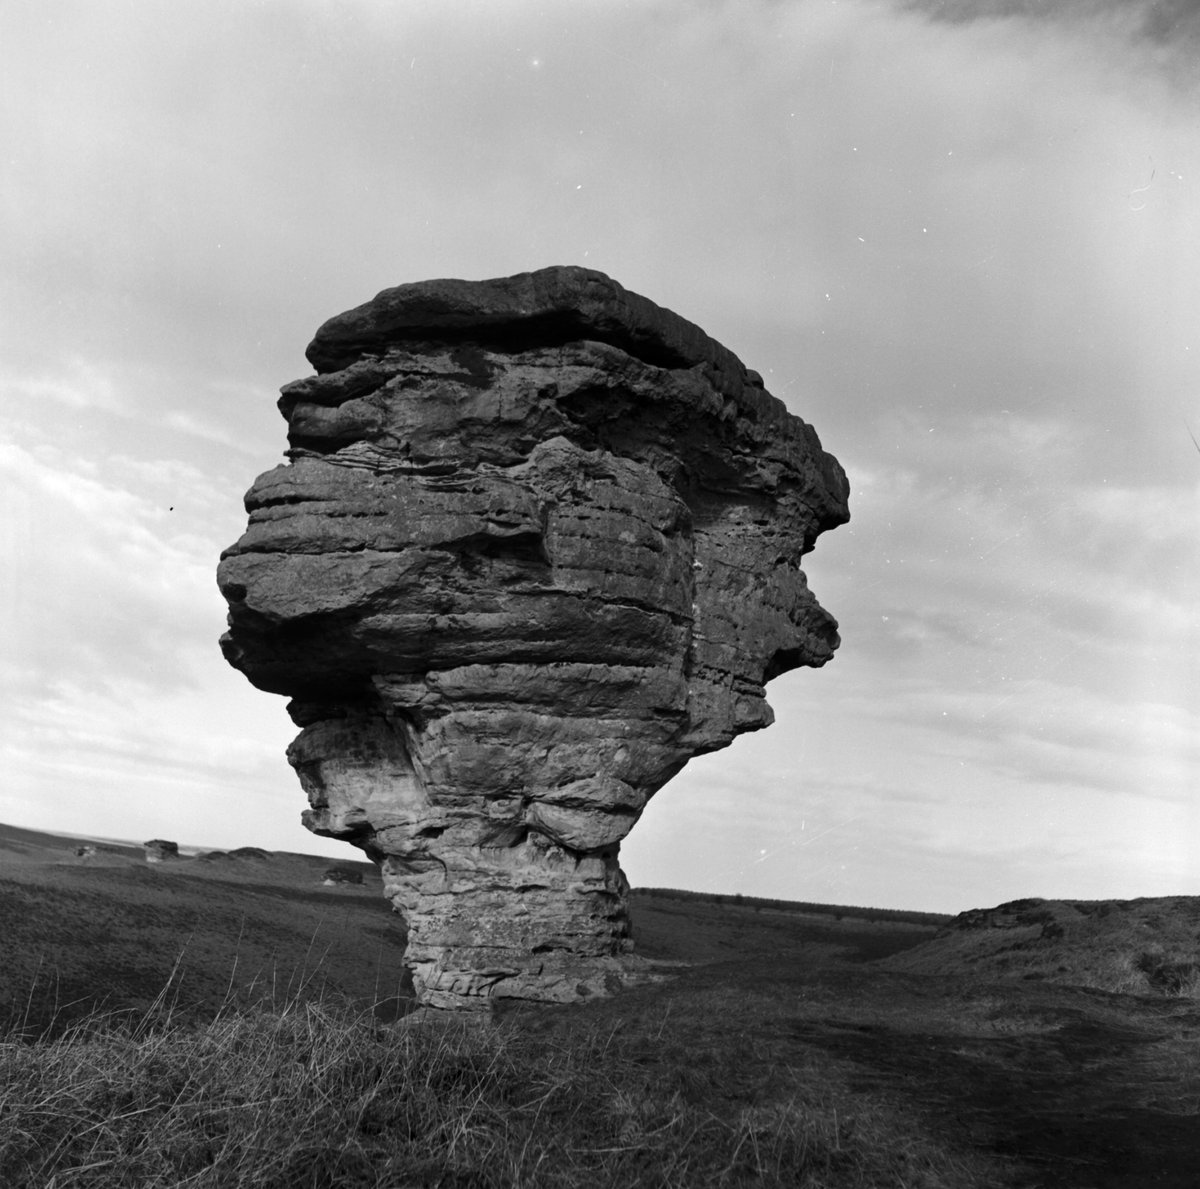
(3, 1, 1198, 1184)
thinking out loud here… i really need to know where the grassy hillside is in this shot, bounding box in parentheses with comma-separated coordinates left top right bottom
(880, 896, 1200, 997)
(629, 887, 942, 966)
(3, 824, 1200, 1187)
(637, 886, 951, 928)
(0, 823, 405, 1033)
(0, 823, 942, 1035)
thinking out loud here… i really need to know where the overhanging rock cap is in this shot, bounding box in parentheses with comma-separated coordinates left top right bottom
(223, 265, 851, 1010)
(306, 265, 763, 403)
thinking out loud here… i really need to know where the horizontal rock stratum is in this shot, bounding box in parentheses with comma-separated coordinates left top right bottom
(218, 266, 850, 1010)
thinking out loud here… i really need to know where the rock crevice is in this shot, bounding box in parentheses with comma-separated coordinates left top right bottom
(219, 266, 848, 1009)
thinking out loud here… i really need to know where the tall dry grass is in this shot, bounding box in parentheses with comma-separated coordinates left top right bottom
(0, 981, 1013, 1189)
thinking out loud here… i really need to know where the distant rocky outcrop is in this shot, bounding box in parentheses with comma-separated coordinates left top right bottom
(228, 846, 271, 860)
(74, 843, 124, 860)
(323, 868, 365, 886)
(219, 266, 849, 1010)
(143, 839, 179, 863)
(198, 846, 272, 862)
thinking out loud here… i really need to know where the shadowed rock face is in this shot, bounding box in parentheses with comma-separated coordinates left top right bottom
(218, 266, 849, 1010)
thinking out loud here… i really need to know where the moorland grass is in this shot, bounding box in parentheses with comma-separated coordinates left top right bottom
(0, 847, 407, 1035)
(881, 896, 1200, 999)
(0, 980, 1014, 1189)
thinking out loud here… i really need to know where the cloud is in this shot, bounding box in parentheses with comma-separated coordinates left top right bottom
(0, 423, 327, 849)
(628, 364, 1200, 909)
(3, 0, 1198, 907)
(905, 0, 1200, 42)
(0, 379, 252, 697)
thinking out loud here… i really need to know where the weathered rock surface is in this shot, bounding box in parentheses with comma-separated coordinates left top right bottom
(219, 266, 849, 1010)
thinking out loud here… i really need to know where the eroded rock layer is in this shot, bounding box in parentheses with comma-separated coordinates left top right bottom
(219, 266, 849, 1009)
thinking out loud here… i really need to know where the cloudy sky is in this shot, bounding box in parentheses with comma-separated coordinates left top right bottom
(3, 0, 1198, 912)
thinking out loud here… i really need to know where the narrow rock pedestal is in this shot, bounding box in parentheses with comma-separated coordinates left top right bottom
(218, 266, 849, 1009)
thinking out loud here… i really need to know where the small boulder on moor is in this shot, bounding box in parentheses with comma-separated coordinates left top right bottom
(323, 868, 365, 886)
(143, 839, 179, 863)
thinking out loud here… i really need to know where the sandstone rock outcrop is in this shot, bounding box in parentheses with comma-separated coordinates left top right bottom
(324, 868, 365, 886)
(218, 266, 849, 1010)
(75, 844, 125, 859)
(143, 839, 179, 863)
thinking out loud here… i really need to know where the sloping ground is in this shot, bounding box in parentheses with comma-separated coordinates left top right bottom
(4, 830, 1200, 1185)
(0, 822, 403, 1033)
(623, 894, 1200, 1185)
(629, 889, 939, 965)
(0, 822, 145, 862)
(878, 896, 1200, 997)
(762, 965, 1200, 1189)
(0, 821, 935, 1037)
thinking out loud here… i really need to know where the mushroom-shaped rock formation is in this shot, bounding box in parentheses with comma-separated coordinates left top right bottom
(219, 266, 849, 1010)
